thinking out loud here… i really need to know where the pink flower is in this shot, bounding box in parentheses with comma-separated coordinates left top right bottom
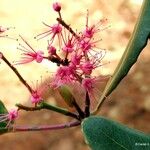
(80, 61, 94, 75)
(47, 45, 56, 55)
(79, 50, 106, 75)
(51, 66, 76, 88)
(0, 109, 18, 127)
(35, 23, 62, 43)
(29, 79, 48, 104)
(62, 33, 77, 53)
(53, 2, 61, 12)
(15, 36, 44, 64)
(31, 91, 42, 104)
(79, 39, 92, 52)
(83, 11, 108, 38)
(82, 76, 109, 102)
(8, 109, 18, 121)
(71, 53, 82, 65)
(82, 78, 94, 92)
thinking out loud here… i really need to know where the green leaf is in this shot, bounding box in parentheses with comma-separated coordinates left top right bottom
(82, 116, 150, 150)
(94, 0, 150, 114)
(59, 85, 75, 107)
(0, 100, 9, 134)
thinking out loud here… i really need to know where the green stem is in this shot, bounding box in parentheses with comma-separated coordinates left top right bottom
(16, 103, 80, 120)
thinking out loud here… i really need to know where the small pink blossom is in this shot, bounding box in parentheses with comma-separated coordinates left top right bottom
(62, 33, 77, 53)
(31, 91, 42, 104)
(83, 11, 108, 38)
(80, 61, 94, 75)
(15, 36, 44, 65)
(8, 109, 18, 121)
(79, 39, 92, 52)
(82, 78, 94, 92)
(71, 53, 82, 65)
(35, 23, 62, 43)
(51, 66, 76, 88)
(30, 79, 48, 104)
(53, 2, 61, 12)
(82, 76, 109, 102)
(0, 109, 18, 127)
(47, 45, 56, 55)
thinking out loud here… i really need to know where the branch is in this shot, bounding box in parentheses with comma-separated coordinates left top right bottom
(1, 53, 32, 93)
(16, 102, 80, 120)
(12, 121, 80, 132)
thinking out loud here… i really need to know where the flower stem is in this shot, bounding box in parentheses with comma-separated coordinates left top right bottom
(84, 92, 90, 117)
(72, 100, 85, 119)
(56, 18, 79, 39)
(1, 53, 32, 93)
(12, 121, 80, 132)
(16, 102, 80, 120)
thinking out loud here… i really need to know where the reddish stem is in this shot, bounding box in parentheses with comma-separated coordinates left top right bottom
(1, 53, 33, 93)
(12, 121, 80, 132)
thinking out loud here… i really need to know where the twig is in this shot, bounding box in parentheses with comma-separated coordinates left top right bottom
(84, 92, 90, 117)
(12, 121, 80, 132)
(57, 18, 79, 39)
(1, 53, 32, 93)
(16, 102, 80, 120)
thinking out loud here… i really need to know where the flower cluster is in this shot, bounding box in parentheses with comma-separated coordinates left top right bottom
(15, 2, 108, 106)
(0, 2, 109, 127)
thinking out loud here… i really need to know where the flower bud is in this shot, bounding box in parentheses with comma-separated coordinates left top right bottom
(48, 45, 56, 55)
(53, 2, 61, 12)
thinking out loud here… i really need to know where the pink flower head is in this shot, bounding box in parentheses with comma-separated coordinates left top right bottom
(35, 23, 62, 43)
(31, 90, 42, 104)
(0, 109, 18, 127)
(30, 79, 48, 104)
(51, 66, 76, 88)
(80, 39, 92, 52)
(15, 36, 44, 65)
(8, 109, 18, 121)
(82, 78, 94, 92)
(83, 10, 108, 38)
(47, 45, 56, 55)
(62, 33, 76, 53)
(81, 76, 109, 110)
(80, 61, 94, 75)
(53, 2, 61, 12)
(71, 53, 82, 65)
(80, 51, 106, 75)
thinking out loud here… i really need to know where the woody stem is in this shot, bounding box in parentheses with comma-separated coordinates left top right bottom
(12, 121, 80, 132)
(1, 53, 32, 93)
(16, 102, 80, 120)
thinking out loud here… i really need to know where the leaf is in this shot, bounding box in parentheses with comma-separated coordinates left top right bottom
(94, 0, 150, 114)
(0, 100, 9, 134)
(82, 116, 150, 150)
(59, 85, 76, 107)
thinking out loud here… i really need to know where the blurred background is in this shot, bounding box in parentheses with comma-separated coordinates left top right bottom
(0, 0, 150, 150)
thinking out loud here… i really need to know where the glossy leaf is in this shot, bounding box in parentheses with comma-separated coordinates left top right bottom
(94, 0, 150, 114)
(82, 116, 150, 150)
(0, 100, 8, 134)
